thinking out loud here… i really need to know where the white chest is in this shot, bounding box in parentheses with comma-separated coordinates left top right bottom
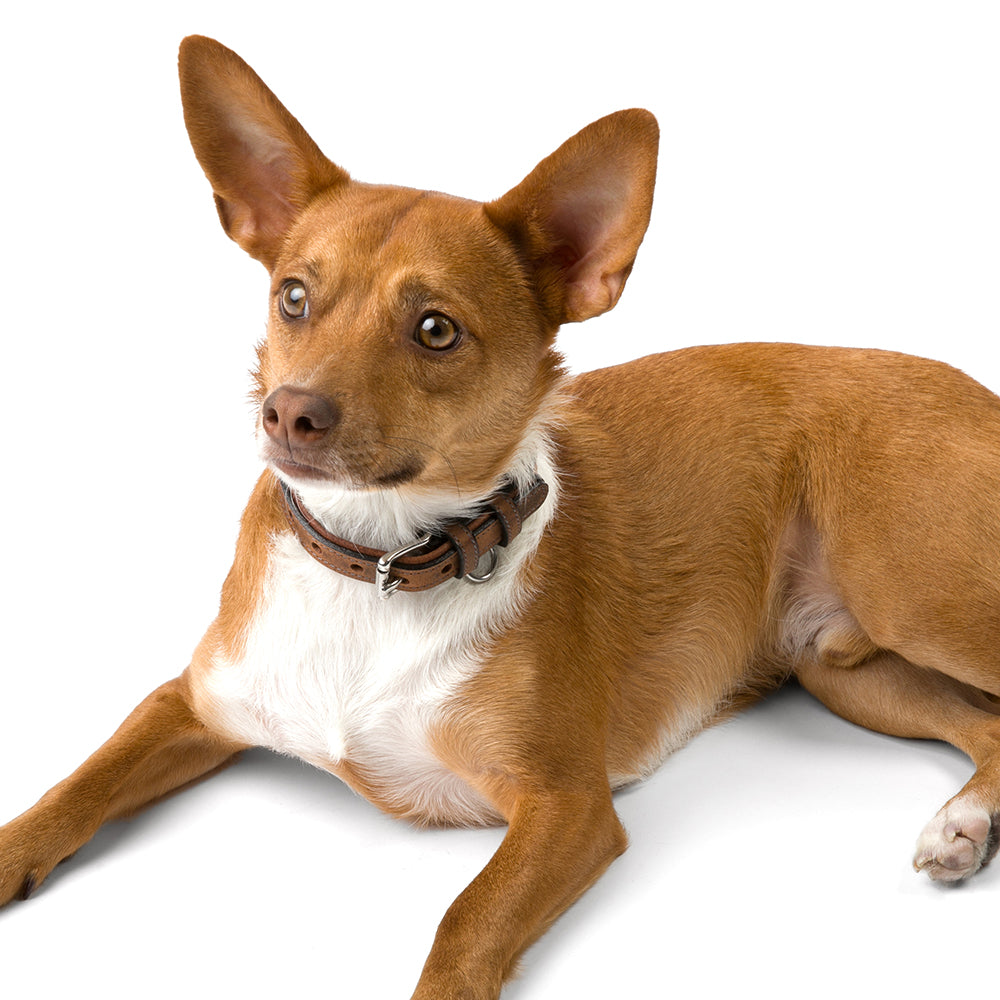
(201, 528, 535, 826)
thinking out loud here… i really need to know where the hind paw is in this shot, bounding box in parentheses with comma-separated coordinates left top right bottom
(913, 799, 998, 883)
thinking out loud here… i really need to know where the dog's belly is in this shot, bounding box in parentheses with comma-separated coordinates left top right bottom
(199, 531, 516, 826)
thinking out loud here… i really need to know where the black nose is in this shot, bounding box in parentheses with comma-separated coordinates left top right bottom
(262, 387, 340, 449)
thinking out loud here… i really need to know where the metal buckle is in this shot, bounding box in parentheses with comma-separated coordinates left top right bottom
(375, 533, 432, 600)
(465, 547, 499, 585)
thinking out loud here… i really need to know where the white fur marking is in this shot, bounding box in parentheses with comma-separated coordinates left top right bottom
(202, 433, 559, 827)
(913, 794, 994, 882)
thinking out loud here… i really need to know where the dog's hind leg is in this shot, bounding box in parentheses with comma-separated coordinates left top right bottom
(0, 673, 245, 905)
(794, 651, 1000, 882)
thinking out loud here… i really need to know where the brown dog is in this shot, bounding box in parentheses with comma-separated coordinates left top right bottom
(1, 34, 998, 999)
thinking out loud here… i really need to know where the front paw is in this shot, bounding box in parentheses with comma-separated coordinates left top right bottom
(913, 797, 1000, 883)
(0, 809, 74, 906)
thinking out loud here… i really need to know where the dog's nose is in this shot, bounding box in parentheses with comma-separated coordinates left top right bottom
(262, 387, 340, 449)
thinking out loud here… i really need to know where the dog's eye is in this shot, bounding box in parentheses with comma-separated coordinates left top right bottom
(415, 313, 461, 351)
(279, 280, 309, 320)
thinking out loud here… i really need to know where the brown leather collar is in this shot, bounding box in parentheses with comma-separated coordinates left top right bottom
(280, 477, 549, 597)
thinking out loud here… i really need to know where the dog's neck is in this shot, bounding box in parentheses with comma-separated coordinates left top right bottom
(281, 412, 562, 553)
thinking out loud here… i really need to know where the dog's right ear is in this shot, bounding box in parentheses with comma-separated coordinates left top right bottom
(178, 36, 348, 268)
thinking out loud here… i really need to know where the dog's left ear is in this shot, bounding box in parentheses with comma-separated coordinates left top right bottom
(485, 109, 658, 324)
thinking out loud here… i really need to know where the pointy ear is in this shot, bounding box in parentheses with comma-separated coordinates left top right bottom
(485, 109, 658, 324)
(178, 35, 349, 268)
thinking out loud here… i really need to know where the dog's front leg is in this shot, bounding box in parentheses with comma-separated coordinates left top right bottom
(0, 673, 244, 904)
(411, 787, 627, 1000)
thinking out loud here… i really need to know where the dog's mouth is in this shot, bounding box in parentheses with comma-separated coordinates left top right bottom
(268, 453, 426, 491)
(371, 460, 425, 488)
(269, 456, 334, 483)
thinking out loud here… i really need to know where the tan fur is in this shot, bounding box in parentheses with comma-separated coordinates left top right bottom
(2, 35, 1000, 1000)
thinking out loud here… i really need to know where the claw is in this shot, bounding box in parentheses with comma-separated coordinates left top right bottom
(19, 873, 37, 901)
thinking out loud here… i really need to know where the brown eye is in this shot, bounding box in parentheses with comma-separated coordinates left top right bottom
(415, 313, 461, 351)
(279, 280, 309, 319)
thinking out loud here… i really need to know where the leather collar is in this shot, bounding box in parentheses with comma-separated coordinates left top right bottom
(280, 477, 549, 598)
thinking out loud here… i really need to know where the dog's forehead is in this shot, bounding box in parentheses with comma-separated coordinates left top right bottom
(283, 184, 498, 272)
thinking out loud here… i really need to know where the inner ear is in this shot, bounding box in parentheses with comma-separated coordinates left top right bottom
(486, 109, 658, 324)
(208, 123, 300, 255)
(545, 165, 642, 320)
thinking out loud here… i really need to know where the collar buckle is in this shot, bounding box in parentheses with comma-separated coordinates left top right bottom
(375, 533, 433, 600)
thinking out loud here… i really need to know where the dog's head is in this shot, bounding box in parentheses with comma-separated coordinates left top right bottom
(179, 36, 658, 501)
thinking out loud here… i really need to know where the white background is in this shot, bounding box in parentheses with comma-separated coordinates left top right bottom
(1, 1, 999, 997)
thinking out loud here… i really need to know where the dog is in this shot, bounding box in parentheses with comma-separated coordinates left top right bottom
(1, 34, 999, 999)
